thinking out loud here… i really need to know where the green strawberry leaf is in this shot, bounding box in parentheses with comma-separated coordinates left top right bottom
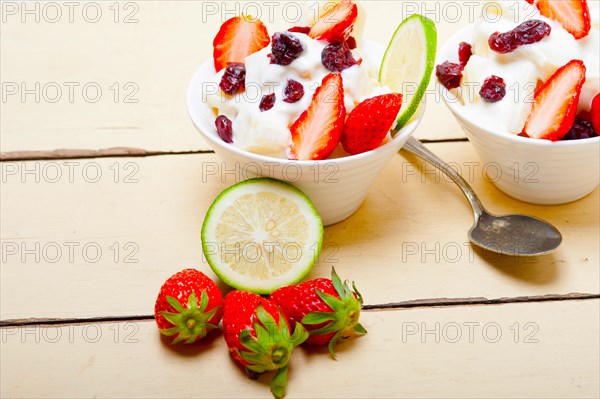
(238, 305, 306, 373)
(256, 304, 277, 328)
(198, 290, 208, 311)
(159, 291, 220, 344)
(315, 289, 345, 312)
(166, 295, 186, 313)
(302, 311, 335, 325)
(288, 322, 309, 346)
(330, 267, 347, 300)
(353, 323, 367, 335)
(352, 281, 364, 305)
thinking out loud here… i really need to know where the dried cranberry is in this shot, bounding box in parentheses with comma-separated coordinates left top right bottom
(283, 80, 304, 103)
(479, 75, 506, 103)
(287, 26, 311, 34)
(436, 61, 463, 90)
(458, 42, 472, 66)
(321, 42, 358, 72)
(259, 93, 276, 111)
(562, 118, 598, 140)
(215, 115, 233, 143)
(346, 36, 357, 49)
(219, 62, 246, 95)
(271, 32, 305, 65)
(489, 20, 551, 54)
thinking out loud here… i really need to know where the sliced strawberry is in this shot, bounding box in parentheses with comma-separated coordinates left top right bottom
(536, 0, 591, 39)
(340, 93, 403, 155)
(288, 73, 345, 160)
(523, 59, 586, 141)
(592, 93, 600, 134)
(309, 0, 358, 43)
(213, 16, 270, 72)
(287, 26, 311, 34)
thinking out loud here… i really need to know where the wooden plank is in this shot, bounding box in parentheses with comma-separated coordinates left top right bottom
(1, 142, 598, 320)
(0, 1, 213, 154)
(2, 300, 598, 398)
(0, 1, 468, 156)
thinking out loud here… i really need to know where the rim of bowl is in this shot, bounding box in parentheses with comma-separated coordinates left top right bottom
(437, 24, 600, 148)
(186, 40, 425, 166)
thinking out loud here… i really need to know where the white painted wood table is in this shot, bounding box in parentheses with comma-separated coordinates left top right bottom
(1, 1, 599, 398)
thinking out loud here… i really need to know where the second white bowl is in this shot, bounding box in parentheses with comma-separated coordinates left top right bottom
(438, 25, 600, 205)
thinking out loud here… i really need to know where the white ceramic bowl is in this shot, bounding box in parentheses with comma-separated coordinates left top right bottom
(187, 42, 424, 225)
(438, 25, 600, 205)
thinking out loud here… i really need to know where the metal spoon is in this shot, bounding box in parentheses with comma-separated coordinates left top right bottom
(402, 137, 562, 256)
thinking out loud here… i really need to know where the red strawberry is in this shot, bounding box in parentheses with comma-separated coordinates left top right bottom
(523, 59, 586, 141)
(591, 93, 600, 134)
(536, 0, 591, 39)
(223, 291, 308, 399)
(287, 26, 311, 34)
(154, 269, 223, 344)
(270, 268, 366, 358)
(288, 73, 345, 160)
(340, 93, 403, 155)
(309, 0, 358, 43)
(213, 16, 270, 72)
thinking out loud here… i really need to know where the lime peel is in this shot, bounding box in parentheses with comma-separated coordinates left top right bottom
(379, 14, 437, 129)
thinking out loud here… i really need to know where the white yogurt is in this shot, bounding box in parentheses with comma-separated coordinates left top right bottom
(207, 32, 388, 158)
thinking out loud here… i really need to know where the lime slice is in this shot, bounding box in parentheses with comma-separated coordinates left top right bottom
(201, 178, 323, 294)
(379, 14, 437, 129)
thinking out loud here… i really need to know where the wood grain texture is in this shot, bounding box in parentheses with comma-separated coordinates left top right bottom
(1, 143, 598, 320)
(2, 300, 599, 398)
(3, 2, 600, 397)
(0, 1, 466, 155)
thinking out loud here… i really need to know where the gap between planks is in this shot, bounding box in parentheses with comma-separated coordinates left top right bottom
(0, 148, 214, 162)
(2, 293, 598, 328)
(0, 139, 469, 162)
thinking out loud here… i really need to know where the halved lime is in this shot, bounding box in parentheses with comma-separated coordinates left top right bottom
(201, 178, 323, 294)
(379, 14, 437, 129)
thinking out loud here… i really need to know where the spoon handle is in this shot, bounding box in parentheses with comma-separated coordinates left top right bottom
(403, 137, 486, 219)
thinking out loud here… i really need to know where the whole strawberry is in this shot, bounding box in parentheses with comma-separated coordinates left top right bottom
(154, 269, 223, 344)
(341, 93, 403, 155)
(270, 268, 366, 358)
(223, 291, 308, 399)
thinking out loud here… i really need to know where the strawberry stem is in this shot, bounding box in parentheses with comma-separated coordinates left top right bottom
(271, 365, 288, 399)
(301, 267, 367, 358)
(159, 291, 220, 344)
(240, 305, 308, 373)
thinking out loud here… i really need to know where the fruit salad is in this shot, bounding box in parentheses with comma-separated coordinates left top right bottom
(436, 0, 600, 141)
(205, 0, 404, 160)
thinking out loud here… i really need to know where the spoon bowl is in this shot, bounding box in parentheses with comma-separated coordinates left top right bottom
(468, 212, 562, 256)
(402, 137, 562, 256)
